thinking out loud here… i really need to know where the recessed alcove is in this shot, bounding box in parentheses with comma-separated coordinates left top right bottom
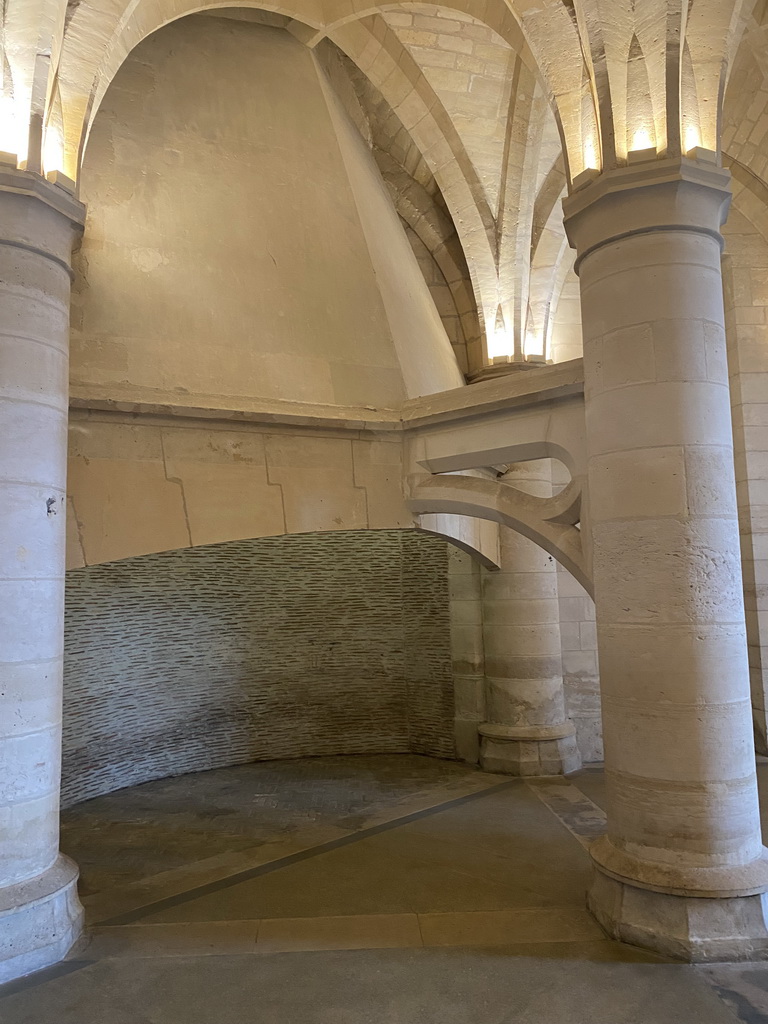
(63, 530, 455, 805)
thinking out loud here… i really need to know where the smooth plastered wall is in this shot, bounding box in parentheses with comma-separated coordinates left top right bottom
(72, 16, 460, 411)
(62, 531, 454, 806)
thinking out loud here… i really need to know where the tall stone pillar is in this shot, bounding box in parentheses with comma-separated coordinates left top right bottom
(479, 461, 581, 776)
(0, 168, 85, 982)
(563, 156, 768, 961)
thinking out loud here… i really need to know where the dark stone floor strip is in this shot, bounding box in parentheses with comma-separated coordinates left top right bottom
(708, 983, 768, 1024)
(0, 961, 95, 1000)
(97, 778, 521, 926)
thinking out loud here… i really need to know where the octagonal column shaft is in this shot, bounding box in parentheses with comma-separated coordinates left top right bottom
(479, 460, 581, 776)
(0, 169, 85, 983)
(564, 157, 768, 961)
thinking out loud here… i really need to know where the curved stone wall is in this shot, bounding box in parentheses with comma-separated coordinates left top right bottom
(62, 531, 454, 806)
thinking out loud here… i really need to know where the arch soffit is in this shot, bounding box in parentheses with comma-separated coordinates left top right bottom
(68, 5, 506, 336)
(63, 0, 575, 342)
(326, 15, 500, 331)
(726, 154, 768, 245)
(60, 0, 580, 189)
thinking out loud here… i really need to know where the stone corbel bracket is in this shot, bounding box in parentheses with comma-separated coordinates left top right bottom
(402, 359, 593, 595)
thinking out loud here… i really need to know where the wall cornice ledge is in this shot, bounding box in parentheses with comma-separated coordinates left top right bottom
(401, 359, 585, 430)
(68, 387, 403, 433)
(69, 362, 586, 435)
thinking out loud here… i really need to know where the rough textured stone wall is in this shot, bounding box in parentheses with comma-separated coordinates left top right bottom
(62, 531, 454, 806)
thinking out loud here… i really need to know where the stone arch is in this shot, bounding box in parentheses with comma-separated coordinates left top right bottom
(61, 1, 530, 341)
(380, 157, 482, 373)
(58, 1, 324, 177)
(726, 154, 768, 244)
(324, 14, 499, 335)
(56, 0, 587, 211)
(528, 187, 571, 358)
(63, 0, 538, 165)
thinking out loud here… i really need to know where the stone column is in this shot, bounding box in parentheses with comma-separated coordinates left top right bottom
(563, 156, 768, 961)
(478, 461, 581, 776)
(0, 168, 85, 982)
(448, 545, 485, 764)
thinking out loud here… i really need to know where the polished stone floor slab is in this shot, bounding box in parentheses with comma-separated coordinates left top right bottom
(2, 754, 768, 1022)
(80, 907, 606, 959)
(0, 948, 744, 1024)
(62, 754, 505, 897)
(134, 782, 590, 924)
(702, 963, 768, 1023)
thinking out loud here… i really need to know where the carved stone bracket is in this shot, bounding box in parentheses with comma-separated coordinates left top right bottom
(402, 360, 592, 591)
(407, 469, 591, 594)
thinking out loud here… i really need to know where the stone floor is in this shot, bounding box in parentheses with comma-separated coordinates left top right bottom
(2, 754, 768, 1022)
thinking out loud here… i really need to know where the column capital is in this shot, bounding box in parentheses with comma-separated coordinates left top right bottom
(0, 166, 85, 228)
(562, 157, 732, 272)
(0, 167, 86, 280)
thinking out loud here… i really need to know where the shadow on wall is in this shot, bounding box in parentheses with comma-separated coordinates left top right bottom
(62, 530, 455, 806)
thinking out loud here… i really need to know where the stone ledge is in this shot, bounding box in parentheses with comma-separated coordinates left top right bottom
(69, 388, 402, 433)
(479, 730, 582, 777)
(479, 721, 577, 742)
(590, 835, 768, 899)
(402, 358, 584, 429)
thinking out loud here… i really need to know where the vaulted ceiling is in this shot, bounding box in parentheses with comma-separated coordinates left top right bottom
(2, 0, 763, 366)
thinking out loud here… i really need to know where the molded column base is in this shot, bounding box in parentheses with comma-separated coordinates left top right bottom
(0, 856, 83, 984)
(478, 722, 581, 776)
(588, 866, 768, 963)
